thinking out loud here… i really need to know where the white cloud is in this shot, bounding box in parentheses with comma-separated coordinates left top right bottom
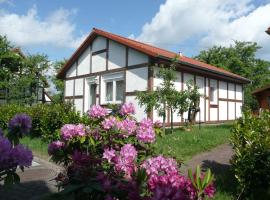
(137, 0, 270, 59)
(0, 6, 86, 49)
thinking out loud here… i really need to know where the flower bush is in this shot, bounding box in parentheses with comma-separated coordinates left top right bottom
(0, 114, 33, 185)
(49, 103, 215, 200)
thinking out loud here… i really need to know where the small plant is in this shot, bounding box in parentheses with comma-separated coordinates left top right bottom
(0, 114, 33, 186)
(188, 165, 215, 200)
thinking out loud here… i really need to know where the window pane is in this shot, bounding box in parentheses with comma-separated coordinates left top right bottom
(116, 80, 124, 101)
(106, 82, 113, 101)
(89, 84, 96, 106)
(210, 87, 214, 102)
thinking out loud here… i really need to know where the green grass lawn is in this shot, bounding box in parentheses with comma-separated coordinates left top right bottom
(20, 136, 50, 160)
(155, 124, 232, 161)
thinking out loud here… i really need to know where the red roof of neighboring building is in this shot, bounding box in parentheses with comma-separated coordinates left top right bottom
(252, 84, 270, 95)
(57, 28, 250, 83)
(266, 27, 270, 35)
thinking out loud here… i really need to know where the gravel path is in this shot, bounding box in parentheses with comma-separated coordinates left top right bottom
(0, 157, 62, 200)
(181, 143, 234, 174)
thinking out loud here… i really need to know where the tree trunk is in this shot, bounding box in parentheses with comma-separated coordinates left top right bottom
(162, 103, 166, 134)
(170, 107, 173, 134)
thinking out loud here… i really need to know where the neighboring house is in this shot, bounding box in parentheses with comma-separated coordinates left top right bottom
(57, 28, 250, 124)
(252, 85, 270, 110)
(266, 27, 270, 35)
(0, 48, 52, 104)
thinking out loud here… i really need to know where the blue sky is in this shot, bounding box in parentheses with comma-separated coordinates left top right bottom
(0, 0, 270, 62)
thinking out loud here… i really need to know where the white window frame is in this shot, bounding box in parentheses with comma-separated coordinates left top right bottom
(101, 73, 124, 104)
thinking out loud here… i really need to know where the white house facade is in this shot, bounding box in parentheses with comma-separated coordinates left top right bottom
(57, 28, 250, 125)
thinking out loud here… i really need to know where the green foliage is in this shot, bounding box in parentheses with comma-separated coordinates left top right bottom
(0, 103, 83, 142)
(50, 60, 66, 103)
(230, 110, 270, 199)
(137, 58, 200, 133)
(0, 35, 50, 105)
(195, 41, 270, 110)
(188, 165, 214, 198)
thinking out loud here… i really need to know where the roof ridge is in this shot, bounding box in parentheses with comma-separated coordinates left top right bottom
(93, 28, 178, 56)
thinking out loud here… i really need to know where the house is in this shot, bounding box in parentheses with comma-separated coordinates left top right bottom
(252, 85, 270, 110)
(57, 28, 250, 124)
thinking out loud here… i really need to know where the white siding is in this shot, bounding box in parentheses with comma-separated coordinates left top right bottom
(65, 80, 74, 96)
(66, 63, 76, 78)
(126, 96, 147, 120)
(210, 108, 218, 121)
(126, 67, 148, 92)
(173, 71, 182, 123)
(108, 40, 126, 70)
(92, 52, 106, 73)
(77, 46, 90, 75)
(128, 48, 148, 66)
(228, 83, 235, 99)
(205, 99, 209, 121)
(236, 84, 242, 100)
(219, 101, 227, 121)
(196, 76, 205, 122)
(236, 102, 242, 118)
(75, 78, 84, 96)
(228, 102, 235, 120)
(74, 98, 83, 114)
(92, 36, 106, 52)
(219, 81, 227, 98)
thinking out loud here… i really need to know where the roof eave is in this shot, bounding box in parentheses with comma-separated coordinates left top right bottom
(157, 55, 250, 84)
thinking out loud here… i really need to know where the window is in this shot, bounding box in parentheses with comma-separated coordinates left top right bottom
(209, 80, 218, 105)
(102, 73, 124, 104)
(116, 80, 124, 101)
(106, 82, 113, 101)
(89, 84, 96, 106)
(210, 87, 215, 102)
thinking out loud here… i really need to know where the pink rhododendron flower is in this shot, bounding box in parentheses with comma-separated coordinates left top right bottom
(142, 156, 179, 178)
(88, 105, 108, 118)
(136, 118, 155, 143)
(61, 124, 85, 140)
(48, 140, 65, 155)
(120, 144, 137, 162)
(103, 148, 116, 163)
(119, 103, 135, 116)
(117, 119, 137, 136)
(102, 117, 117, 130)
(153, 120, 162, 128)
(111, 144, 138, 177)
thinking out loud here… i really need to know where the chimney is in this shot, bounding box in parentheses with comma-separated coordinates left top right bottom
(178, 52, 183, 57)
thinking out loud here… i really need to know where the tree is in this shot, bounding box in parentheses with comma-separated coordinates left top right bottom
(50, 60, 66, 103)
(195, 41, 270, 110)
(0, 35, 50, 105)
(137, 58, 199, 134)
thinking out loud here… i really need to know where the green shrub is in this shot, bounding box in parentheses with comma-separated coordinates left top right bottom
(230, 110, 270, 199)
(0, 103, 84, 142)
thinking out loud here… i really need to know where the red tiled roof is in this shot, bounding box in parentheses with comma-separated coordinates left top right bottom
(252, 84, 270, 95)
(57, 28, 250, 83)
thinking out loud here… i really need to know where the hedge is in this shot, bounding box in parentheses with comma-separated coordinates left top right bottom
(0, 103, 87, 142)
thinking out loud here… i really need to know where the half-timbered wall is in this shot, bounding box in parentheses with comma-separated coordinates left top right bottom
(151, 67, 243, 124)
(64, 36, 149, 120)
(64, 35, 243, 122)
